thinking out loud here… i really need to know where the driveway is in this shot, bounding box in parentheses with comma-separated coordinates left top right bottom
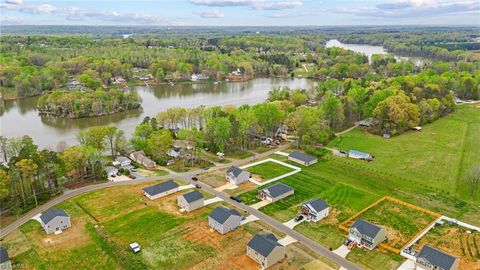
(333, 244, 351, 258)
(278, 235, 297, 246)
(240, 214, 259, 225)
(283, 217, 306, 229)
(397, 259, 416, 270)
(178, 184, 195, 191)
(250, 200, 271, 209)
(108, 175, 131, 182)
(214, 182, 238, 192)
(203, 197, 223, 206)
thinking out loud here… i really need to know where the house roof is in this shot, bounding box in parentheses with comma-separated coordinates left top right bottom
(417, 245, 458, 270)
(180, 190, 204, 203)
(116, 156, 130, 163)
(247, 234, 283, 257)
(288, 151, 317, 163)
(349, 150, 370, 157)
(0, 247, 9, 263)
(350, 220, 383, 238)
(40, 209, 69, 225)
(262, 183, 293, 198)
(227, 166, 245, 177)
(143, 180, 179, 196)
(106, 166, 118, 173)
(209, 207, 241, 224)
(304, 198, 329, 212)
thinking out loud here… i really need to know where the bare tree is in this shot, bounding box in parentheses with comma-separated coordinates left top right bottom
(469, 166, 480, 200)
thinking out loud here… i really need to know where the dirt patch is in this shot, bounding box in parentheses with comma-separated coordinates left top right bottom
(1, 229, 31, 257)
(230, 254, 264, 270)
(31, 218, 91, 250)
(182, 221, 225, 250)
(148, 193, 184, 217)
(323, 208, 340, 225)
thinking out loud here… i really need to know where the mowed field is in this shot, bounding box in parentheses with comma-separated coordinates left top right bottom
(244, 161, 295, 181)
(1, 180, 328, 270)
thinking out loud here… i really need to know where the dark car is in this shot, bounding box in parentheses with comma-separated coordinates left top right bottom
(344, 239, 352, 246)
(229, 196, 242, 203)
(202, 167, 210, 171)
(340, 150, 347, 155)
(195, 184, 201, 189)
(191, 176, 199, 181)
(294, 215, 304, 222)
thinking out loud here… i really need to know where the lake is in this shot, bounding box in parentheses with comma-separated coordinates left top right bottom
(1, 78, 315, 148)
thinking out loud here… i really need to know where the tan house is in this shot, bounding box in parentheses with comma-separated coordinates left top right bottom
(208, 207, 243, 235)
(129, 150, 156, 169)
(348, 219, 386, 250)
(416, 245, 459, 270)
(258, 183, 294, 202)
(177, 190, 204, 212)
(247, 234, 285, 269)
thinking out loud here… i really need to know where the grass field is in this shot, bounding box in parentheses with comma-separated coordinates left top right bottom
(244, 160, 295, 181)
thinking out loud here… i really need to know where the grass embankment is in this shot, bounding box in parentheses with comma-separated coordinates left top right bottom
(245, 161, 295, 181)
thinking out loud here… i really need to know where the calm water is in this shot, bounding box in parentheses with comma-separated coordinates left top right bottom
(0, 78, 315, 148)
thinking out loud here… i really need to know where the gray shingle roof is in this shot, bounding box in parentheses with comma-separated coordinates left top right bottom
(227, 166, 245, 177)
(181, 190, 204, 203)
(304, 198, 329, 212)
(0, 247, 9, 263)
(40, 209, 69, 225)
(288, 151, 317, 163)
(143, 180, 179, 196)
(351, 220, 383, 238)
(262, 183, 293, 198)
(417, 245, 457, 270)
(247, 234, 283, 257)
(116, 156, 130, 163)
(209, 207, 241, 224)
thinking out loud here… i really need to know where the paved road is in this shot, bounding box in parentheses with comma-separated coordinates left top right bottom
(0, 144, 362, 270)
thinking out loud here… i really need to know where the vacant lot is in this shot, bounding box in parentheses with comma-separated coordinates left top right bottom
(412, 224, 480, 270)
(245, 160, 295, 181)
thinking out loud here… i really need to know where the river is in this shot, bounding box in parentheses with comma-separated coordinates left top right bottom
(1, 78, 315, 148)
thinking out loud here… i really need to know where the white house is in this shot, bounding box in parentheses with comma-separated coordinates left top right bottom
(288, 151, 318, 166)
(300, 199, 329, 222)
(226, 166, 250, 185)
(39, 209, 71, 234)
(208, 207, 243, 235)
(348, 219, 386, 250)
(143, 180, 179, 200)
(247, 234, 285, 269)
(114, 156, 131, 167)
(416, 245, 459, 270)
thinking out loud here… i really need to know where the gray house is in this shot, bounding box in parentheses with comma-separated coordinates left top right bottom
(416, 245, 459, 270)
(288, 151, 317, 166)
(114, 156, 131, 167)
(0, 247, 12, 270)
(177, 190, 204, 212)
(129, 150, 156, 169)
(226, 166, 250, 185)
(258, 183, 294, 202)
(143, 180, 179, 200)
(39, 209, 71, 234)
(208, 207, 243, 235)
(106, 166, 118, 177)
(348, 219, 386, 250)
(300, 198, 329, 222)
(247, 234, 285, 269)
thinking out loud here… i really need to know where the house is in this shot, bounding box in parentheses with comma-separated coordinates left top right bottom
(166, 147, 181, 159)
(258, 183, 294, 202)
(0, 247, 12, 270)
(143, 180, 179, 200)
(226, 166, 250, 185)
(39, 209, 71, 234)
(300, 198, 329, 222)
(208, 207, 243, 234)
(348, 150, 371, 160)
(114, 156, 131, 167)
(348, 219, 386, 250)
(191, 74, 209, 81)
(288, 151, 318, 166)
(67, 80, 81, 90)
(415, 245, 459, 270)
(112, 76, 126, 84)
(231, 68, 242, 76)
(177, 190, 204, 212)
(106, 166, 118, 177)
(247, 234, 285, 269)
(129, 150, 156, 169)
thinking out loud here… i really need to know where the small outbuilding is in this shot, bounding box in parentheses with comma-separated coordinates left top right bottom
(208, 207, 243, 235)
(300, 198, 329, 222)
(106, 166, 119, 178)
(114, 156, 131, 167)
(288, 151, 318, 166)
(348, 150, 371, 160)
(0, 247, 12, 270)
(129, 150, 156, 169)
(226, 166, 250, 185)
(177, 190, 204, 212)
(416, 245, 459, 270)
(143, 180, 179, 200)
(258, 183, 294, 202)
(39, 209, 71, 234)
(247, 234, 285, 269)
(348, 219, 386, 250)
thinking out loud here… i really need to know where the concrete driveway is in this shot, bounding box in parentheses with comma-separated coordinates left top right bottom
(333, 244, 351, 258)
(108, 175, 131, 182)
(278, 235, 297, 246)
(178, 184, 195, 191)
(250, 200, 271, 209)
(283, 217, 306, 229)
(397, 259, 416, 270)
(203, 197, 223, 206)
(214, 182, 238, 192)
(241, 214, 259, 225)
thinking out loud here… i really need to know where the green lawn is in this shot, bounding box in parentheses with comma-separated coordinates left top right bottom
(245, 160, 295, 181)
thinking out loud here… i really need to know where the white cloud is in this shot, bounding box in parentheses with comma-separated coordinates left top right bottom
(0, 15, 27, 24)
(264, 10, 319, 18)
(191, 0, 303, 10)
(194, 9, 225, 18)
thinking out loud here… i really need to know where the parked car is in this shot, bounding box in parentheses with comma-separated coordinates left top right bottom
(191, 176, 199, 181)
(344, 239, 352, 246)
(294, 215, 304, 222)
(229, 196, 242, 203)
(195, 184, 201, 189)
(340, 150, 347, 155)
(129, 242, 141, 253)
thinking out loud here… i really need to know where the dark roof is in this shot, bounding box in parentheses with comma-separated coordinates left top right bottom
(0, 248, 9, 263)
(209, 207, 241, 224)
(143, 180, 179, 196)
(226, 166, 245, 177)
(304, 198, 329, 212)
(417, 245, 457, 270)
(181, 190, 204, 203)
(288, 151, 317, 163)
(350, 220, 383, 238)
(247, 234, 282, 257)
(40, 209, 69, 224)
(262, 183, 293, 198)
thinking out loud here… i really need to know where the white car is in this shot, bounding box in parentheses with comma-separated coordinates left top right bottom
(129, 242, 141, 253)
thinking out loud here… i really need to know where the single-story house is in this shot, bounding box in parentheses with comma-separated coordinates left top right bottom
(114, 156, 131, 167)
(300, 198, 329, 222)
(106, 166, 119, 177)
(143, 180, 179, 200)
(208, 207, 243, 235)
(177, 190, 204, 212)
(416, 245, 459, 270)
(129, 150, 156, 169)
(191, 74, 209, 81)
(166, 147, 181, 159)
(226, 166, 250, 185)
(247, 234, 285, 269)
(258, 183, 294, 202)
(348, 150, 371, 160)
(348, 219, 386, 250)
(288, 151, 318, 166)
(0, 247, 12, 270)
(39, 209, 71, 234)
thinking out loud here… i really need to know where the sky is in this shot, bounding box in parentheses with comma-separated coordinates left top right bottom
(0, 0, 479, 26)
